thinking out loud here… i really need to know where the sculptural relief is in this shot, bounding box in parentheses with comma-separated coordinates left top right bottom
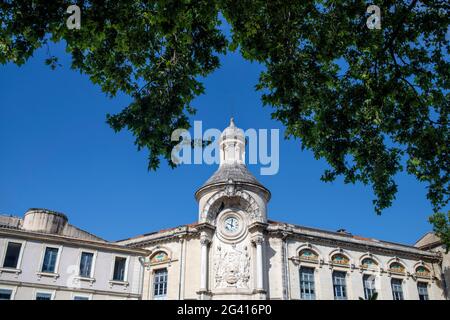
(213, 244, 250, 289)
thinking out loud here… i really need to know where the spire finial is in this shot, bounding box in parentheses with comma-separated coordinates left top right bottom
(230, 117, 235, 127)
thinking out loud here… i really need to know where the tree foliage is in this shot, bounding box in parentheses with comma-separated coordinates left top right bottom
(1, 1, 448, 219)
(429, 211, 450, 252)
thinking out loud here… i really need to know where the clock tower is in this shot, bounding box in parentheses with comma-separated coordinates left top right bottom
(195, 118, 271, 300)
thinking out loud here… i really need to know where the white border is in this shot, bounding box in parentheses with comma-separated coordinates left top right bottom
(34, 289, 56, 300)
(0, 238, 26, 270)
(77, 249, 97, 278)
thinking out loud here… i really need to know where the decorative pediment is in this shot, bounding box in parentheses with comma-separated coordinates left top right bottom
(150, 251, 169, 264)
(360, 256, 379, 270)
(415, 265, 431, 278)
(388, 262, 406, 274)
(299, 249, 319, 262)
(331, 253, 350, 266)
(202, 188, 262, 223)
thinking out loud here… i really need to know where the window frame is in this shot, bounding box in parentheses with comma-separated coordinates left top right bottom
(362, 274, 377, 300)
(34, 289, 55, 300)
(0, 239, 26, 271)
(332, 271, 348, 300)
(77, 249, 97, 279)
(0, 286, 17, 300)
(72, 292, 93, 300)
(38, 245, 62, 275)
(299, 266, 316, 300)
(391, 278, 404, 300)
(417, 282, 429, 300)
(152, 268, 168, 300)
(110, 255, 129, 283)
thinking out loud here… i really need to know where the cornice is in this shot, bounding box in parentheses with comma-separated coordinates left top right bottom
(195, 181, 271, 202)
(0, 279, 141, 299)
(267, 226, 441, 262)
(123, 229, 199, 249)
(0, 227, 149, 256)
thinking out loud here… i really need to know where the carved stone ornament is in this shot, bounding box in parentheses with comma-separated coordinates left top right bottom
(213, 244, 250, 289)
(202, 188, 262, 223)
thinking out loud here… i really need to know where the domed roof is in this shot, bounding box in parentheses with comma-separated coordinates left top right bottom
(196, 118, 269, 195)
(200, 163, 265, 189)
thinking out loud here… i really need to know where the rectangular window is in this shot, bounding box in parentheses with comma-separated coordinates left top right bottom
(73, 296, 90, 300)
(363, 275, 377, 300)
(35, 292, 52, 300)
(153, 268, 168, 299)
(299, 267, 316, 300)
(333, 271, 347, 300)
(79, 252, 94, 278)
(112, 257, 127, 281)
(417, 282, 429, 300)
(391, 278, 404, 300)
(0, 289, 13, 300)
(41, 247, 59, 273)
(3, 242, 22, 269)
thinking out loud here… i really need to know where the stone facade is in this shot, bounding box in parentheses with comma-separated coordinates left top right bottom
(1, 119, 448, 300)
(117, 119, 448, 300)
(0, 210, 147, 300)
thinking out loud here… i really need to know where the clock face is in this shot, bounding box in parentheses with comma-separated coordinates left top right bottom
(224, 217, 239, 233)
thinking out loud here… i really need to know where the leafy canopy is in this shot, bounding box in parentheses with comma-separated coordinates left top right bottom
(1, 1, 448, 219)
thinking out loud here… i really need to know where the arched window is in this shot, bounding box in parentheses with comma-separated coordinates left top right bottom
(389, 262, 405, 274)
(331, 254, 349, 265)
(299, 249, 318, 262)
(415, 266, 430, 277)
(150, 251, 169, 264)
(361, 258, 378, 269)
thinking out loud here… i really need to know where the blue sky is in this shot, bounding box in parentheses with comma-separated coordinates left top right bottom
(0, 41, 437, 245)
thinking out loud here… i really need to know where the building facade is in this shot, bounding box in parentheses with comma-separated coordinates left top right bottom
(0, 209, 147, 300)
(1, 119, 448, 300)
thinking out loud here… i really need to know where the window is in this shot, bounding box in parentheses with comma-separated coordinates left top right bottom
(299, 267, 316, 300)
(153, 268, 168, 299)
(363, 275, 377, 300)
(3, 242, 22, 268)
(0, 289, 13, 300)
(41, 247, 59, 273)
(332, 271, 347, 300)
(112, 257, 127, 281)
(391, 279, 404, 300)
(36, 292, 52, 300)
(73, 296, 90, 300)
(417, 282, 429, 300)
(79, 252, 94, 278)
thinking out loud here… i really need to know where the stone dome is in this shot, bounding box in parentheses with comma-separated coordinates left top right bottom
(201, 163, 265, 189)
(196, 118, 269, 196)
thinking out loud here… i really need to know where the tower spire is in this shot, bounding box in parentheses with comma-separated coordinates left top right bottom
(219, 117, 245, 166)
